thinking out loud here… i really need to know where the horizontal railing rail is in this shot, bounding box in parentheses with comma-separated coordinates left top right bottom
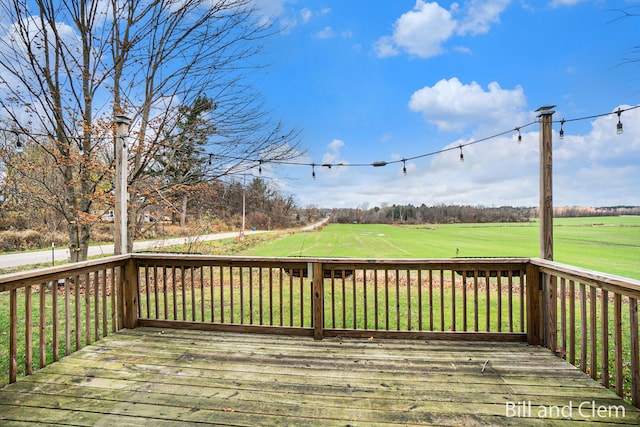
(2, 253, 639, 409)
(529, 258, 640, 407)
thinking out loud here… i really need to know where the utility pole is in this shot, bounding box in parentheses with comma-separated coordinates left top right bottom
(537, 105, 555, 261)
(240, 174, 246, 240)
(114, 115, 130, 255)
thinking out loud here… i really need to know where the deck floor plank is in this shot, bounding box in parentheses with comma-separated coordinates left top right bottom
(1, 327, 639, 426)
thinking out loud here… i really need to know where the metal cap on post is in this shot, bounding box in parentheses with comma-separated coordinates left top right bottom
(115, 115, 130, 255)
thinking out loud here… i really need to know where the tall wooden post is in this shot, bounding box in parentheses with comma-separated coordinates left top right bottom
(537, 105, 555, 261)
(114, 115, 130, 255)
(537, 105, 555, 348)
(118, 258, 139, 329)
(526, 263, 542, 345)
(312, 262, 324, 340)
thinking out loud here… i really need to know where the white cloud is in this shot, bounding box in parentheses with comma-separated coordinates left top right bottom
(374, 0, 510, 58)
(300, 6, 330, 24)
(408, 78, 527, 132)
(300, 7, 312, 23)
(373, 36, 398, 57)
(456, 0, 510, 36)
(314, 26, 335, 39)
(319, 139, 348, 178)
(549, 0, 585, 7)
(253, 0, 293, 23)
(453, 45, 472, 54)
(327, 139, 343, 151)
(253, 1, 328, 32)
(380, 132, 393, 143)
(374, 1, 455, 58)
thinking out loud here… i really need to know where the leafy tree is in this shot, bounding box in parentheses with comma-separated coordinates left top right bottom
(154, 96, 216, 226)
(0, 0, 302, 260)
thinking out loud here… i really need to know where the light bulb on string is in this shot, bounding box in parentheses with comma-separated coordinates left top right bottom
(208, 153, 213, 166)
(516, 127, 522, 143)
(312, 163, 316, 180)
(402, 159, 407, 175)
(258, 160, 262, 174)
(616, 108, 623, 135)
(559, 119, 565, 139)
(14, 131, 23, 153)
(459, 145, 464, 162)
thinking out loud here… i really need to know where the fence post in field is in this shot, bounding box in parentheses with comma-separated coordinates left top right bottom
(121, 257, 139, 329)
(526, 262, 543, 346)
(312, 262, 324, 340)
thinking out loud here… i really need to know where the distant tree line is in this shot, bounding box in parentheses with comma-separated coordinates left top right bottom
(554, 206, 640, 218)
(330, 204, 640, 225)
(166, 177, 313, 231)
(0, 175, 318, 234)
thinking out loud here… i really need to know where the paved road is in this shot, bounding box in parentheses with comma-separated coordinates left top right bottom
(0, 230, 262, 270)
(0, 218, 330, 271)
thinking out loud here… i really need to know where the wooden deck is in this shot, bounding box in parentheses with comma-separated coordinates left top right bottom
(1, 328, 638, 426)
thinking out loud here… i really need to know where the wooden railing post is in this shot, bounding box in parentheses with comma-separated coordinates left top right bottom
(542, 274, 557, 351)
(312, 262, 324, 340)
(630, 298, 639, 407)
(9, 288, 17, 383)
(121, 257, 139, 329)
(526, 262, 543, 345)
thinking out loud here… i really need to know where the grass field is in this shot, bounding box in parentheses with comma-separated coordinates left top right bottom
(239, 216, 640, 280)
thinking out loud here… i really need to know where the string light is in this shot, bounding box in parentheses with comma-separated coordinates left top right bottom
(2, 104, 637, 176)
(311, 163, 316, 180)
(617, 108, 623, 134)
(201, 104, 638, 176)
(402, 159, 407, 175)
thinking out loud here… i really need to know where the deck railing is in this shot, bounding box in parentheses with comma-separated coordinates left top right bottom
(1, 253, 639, 406)
(0, 256, 133, 386)
(132, 255, 528, 342)
(528, 259, 640, 406)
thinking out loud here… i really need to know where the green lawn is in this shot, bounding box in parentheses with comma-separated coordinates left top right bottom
(239, 217, 640, 280)
(2, 216, 639, 394)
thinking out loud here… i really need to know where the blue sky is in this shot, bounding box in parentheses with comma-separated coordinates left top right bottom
(250, 0, 640, 209)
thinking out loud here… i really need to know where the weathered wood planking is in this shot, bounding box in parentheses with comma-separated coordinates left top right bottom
(1, 328, 639, 426)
